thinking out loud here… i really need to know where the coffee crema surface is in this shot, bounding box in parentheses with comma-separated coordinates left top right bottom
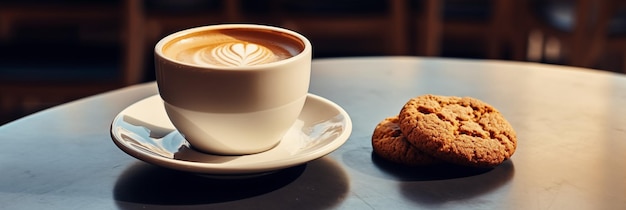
(163, 28, 305, 67)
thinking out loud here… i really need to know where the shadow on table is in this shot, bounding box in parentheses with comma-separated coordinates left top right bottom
(371, 153, 511, 181)
(371, 153, 515, 204)
(399, 160, 514, 205)
(113, 157, 349, 209)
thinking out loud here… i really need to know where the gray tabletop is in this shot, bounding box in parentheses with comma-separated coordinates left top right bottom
(1, 57, 625, 209)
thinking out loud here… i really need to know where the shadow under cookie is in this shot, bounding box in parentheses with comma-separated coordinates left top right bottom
(399, 160, 515, 205)
(371, 152, 513, 181)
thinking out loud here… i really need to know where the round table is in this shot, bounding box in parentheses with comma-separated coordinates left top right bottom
(1, 57, 625, 209)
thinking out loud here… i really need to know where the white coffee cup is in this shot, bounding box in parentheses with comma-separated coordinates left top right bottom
(154, 24, 312, 155)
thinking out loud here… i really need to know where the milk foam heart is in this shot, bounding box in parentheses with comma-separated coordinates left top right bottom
(196, 42, 275, 67)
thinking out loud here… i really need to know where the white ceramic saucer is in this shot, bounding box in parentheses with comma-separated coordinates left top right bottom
(110, 93, 352, 176)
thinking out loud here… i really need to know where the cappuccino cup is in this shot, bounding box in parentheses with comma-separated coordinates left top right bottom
(155, 24, 312, 155)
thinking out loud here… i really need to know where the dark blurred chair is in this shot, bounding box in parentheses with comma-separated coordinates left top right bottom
(506, 0, 592, 65)
(412, 0, 625, 74)
(508, 0, 626, 72)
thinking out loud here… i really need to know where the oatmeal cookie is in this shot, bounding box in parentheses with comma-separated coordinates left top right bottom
(398, 95, 516, 167)
(372, 116, 440, 166)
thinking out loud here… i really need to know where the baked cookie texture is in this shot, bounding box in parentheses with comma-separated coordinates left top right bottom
(371, 116, 440, 166)
(398, 94, 517, 167)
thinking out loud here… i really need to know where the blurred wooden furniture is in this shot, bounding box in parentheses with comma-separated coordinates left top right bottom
(411, 0, 441, 56)
(509, 0, 598, 66)
(414, 0, 625, 74)
(263, 0, 410, 56)
(582, 0, 626, 73)
(0, 1, 146, 123)
(410, 0, 517, 58)
(509, 0, 626, 73)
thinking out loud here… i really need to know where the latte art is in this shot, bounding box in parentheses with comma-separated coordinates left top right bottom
(161, 28, 305, 68)
(196, 42, 276, 67)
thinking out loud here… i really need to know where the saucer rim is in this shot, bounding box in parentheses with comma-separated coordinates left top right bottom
(110, 93, 352, 175)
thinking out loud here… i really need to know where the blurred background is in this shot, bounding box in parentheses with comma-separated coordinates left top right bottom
(1, 0, 625, 124)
